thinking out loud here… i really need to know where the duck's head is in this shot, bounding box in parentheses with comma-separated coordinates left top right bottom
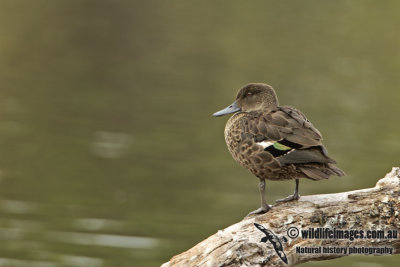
(213, 83, 279, 117)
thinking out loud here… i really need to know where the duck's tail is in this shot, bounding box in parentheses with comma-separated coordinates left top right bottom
(299, 163, 345, 180)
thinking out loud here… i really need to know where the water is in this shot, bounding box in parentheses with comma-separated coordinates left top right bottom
(0, 1, 399, 266)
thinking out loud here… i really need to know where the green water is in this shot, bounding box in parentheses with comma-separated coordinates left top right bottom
(0, 1, 399, 266)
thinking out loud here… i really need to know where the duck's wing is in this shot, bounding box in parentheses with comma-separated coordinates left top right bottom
(243, 106, 335, 165)
(271, 106, 323, 147)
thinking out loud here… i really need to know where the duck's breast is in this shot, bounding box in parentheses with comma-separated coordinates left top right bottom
(224, 113, 247, 160)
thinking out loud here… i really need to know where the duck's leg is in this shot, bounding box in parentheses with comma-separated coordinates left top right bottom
(276, 179, 300, 202)
(247, 179, 272, 216)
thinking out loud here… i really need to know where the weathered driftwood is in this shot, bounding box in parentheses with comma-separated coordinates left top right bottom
(162, 167, 400, 267)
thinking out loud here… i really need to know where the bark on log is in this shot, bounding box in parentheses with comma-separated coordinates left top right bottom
(162, 167, 400, 267)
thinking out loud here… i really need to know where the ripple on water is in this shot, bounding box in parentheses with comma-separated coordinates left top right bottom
(45, 231, 158, 249)
(0, 255, 104, 267)
(0, 200, 39, 214)
(0, 200, 158, 266)
(72, 218, 124, 231)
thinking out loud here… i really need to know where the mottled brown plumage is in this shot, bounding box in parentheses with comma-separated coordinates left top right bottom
(213, 83, 345, 215)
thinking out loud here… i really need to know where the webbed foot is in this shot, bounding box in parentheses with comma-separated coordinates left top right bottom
(246, 204, 272, 216)
(275, 193, 300, 203)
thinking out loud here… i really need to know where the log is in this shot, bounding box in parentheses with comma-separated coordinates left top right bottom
(162, 167, 400, 267)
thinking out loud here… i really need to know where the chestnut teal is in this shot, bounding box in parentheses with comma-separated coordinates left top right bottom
(213, 83, 345, 215)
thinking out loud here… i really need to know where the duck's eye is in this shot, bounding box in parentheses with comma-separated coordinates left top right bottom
(247, 92, 253, 96)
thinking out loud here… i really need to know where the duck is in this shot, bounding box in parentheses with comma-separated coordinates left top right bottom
(213, 83, 345, 215)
